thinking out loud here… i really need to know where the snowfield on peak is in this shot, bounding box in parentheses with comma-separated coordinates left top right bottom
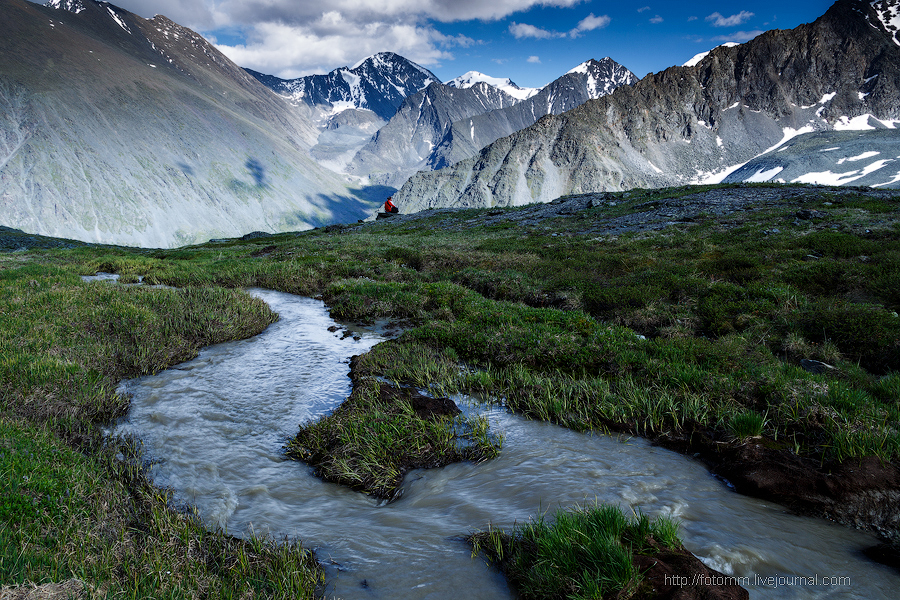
(447, 71, 539, 100)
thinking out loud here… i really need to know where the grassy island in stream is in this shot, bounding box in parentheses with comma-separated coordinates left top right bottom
(1, 183, 899, 597)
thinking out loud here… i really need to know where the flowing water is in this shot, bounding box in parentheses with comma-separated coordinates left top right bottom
(111, 289, 898, 599)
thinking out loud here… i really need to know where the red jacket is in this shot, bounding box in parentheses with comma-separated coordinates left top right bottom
(384, 199, 396, 212)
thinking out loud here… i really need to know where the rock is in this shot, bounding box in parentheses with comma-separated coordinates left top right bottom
(796, 209, 826, 220)
(376, 212, 399, 220)
(240, 231, 273, 240)
(800, 358, 835, 374)
(863, 542, 900, 572)
(409, 393, 462, 420)
(632, 543, 749, 600)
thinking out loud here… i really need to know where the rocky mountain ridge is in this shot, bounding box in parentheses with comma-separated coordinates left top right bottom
(245, 52, 439, 123)
(346, 57, 638, 188)
(394, 0, 900, 212)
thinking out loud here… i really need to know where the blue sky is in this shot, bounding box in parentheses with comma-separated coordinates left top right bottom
(113, 1, 835, 88)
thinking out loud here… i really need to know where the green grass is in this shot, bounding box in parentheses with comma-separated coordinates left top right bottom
(0, 263, 320, 598)
(469, 502, 682, 600)
(286, 378, 500, 498)
(1, 182, 899, 596)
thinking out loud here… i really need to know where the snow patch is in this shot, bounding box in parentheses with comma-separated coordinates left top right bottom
(683, 42, 739, 67)
(871, 0, 900, 46)
(838, 151, 880, 164)
(692, 161, 748, 185)
(765, 125, 817, 154)
(106, 6, 131, 34)
(872, 170, 900, 187)
(834, 114, 900, 130)
(791, 159, 895, 185)
(802, 92, 835, 110)
(745, 166, 784, 182)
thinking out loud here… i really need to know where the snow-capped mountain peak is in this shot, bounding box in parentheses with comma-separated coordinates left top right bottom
(565, 58, 638, 98)
(45, 0, 86, 13)
(248, 52, 439, 121)
(446, 71, 539, 100)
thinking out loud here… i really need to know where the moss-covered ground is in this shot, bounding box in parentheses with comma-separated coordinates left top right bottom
(1, 183, 898, 598)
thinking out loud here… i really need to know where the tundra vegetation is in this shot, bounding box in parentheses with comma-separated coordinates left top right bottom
(1, 183, 898, 599)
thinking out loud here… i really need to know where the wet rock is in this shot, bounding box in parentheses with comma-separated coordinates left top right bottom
(633, 542, 749, 600)
(863, 542, 900, 573)
(800, 358, 835, 374)
(654, 424, 900, 542)
(408, 392, 462, 420)
(713, 443, 900, 541)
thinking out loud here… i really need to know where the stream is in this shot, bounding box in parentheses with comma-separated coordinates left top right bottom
(110, 288, 897, 599)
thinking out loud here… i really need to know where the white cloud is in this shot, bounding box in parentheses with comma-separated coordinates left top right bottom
(650, 15, 663, 24)
(509, 22, 563, 39)
(571, 13, 611, 36)
(110, 0, 586, 77)
(706, 11, 754, 27)
(115, 0, 587, 29)
(711, 30, 764, 43)
(637, 6, 650, 13)
(217, 17, 469, 78)
(527, 55, 541, 63)
(512, 13, 609, 40)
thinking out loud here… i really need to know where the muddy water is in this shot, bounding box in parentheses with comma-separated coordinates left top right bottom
(112, 289, 898, 599)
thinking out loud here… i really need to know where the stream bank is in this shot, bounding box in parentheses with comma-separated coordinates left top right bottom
(112, 289, 900, 600)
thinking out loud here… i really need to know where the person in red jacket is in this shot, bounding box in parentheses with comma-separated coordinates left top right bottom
(384, 197, 398, 213)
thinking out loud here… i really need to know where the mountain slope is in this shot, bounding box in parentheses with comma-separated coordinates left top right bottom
(1, 0, 367, 247)
(350, 57, 637, 189)
(394, 0, 900, 211)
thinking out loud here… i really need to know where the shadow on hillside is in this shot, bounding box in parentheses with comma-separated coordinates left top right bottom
(307, 184, 397, 227)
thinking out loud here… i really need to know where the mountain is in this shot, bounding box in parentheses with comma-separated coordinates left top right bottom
(349, 57, 637, 189)
(345, 82, 522, 187)
(1, 0, 372, 247)
(394, 0, 900, 211)
(245, 53, 439, 122)
(446, 71, 539, 100)
(423, 58, 639, 171)
(246, 52, 440, 176)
